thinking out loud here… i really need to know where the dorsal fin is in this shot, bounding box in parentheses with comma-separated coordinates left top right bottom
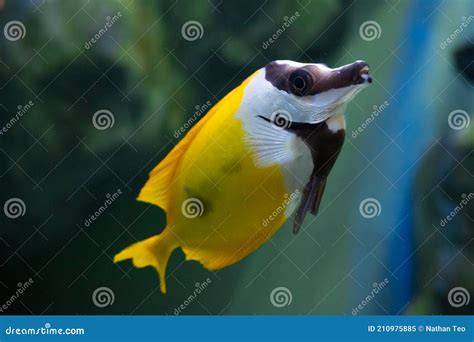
(137, 71, 259, 213)
(137, 111, 214, 212)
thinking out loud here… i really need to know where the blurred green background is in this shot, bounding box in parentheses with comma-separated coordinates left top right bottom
(0, 0, 473, 315)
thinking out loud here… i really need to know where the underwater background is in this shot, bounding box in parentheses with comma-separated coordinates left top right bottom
(0, 0, 473, 315)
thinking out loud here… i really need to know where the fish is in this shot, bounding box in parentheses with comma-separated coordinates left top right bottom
(114, 60, 372, 293)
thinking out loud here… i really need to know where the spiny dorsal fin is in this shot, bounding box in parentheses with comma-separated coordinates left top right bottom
(137, 72, 259, 213)
(137, 112, 214, 212)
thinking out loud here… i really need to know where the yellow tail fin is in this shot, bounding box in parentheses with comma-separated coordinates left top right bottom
(114, 231, 177, 294)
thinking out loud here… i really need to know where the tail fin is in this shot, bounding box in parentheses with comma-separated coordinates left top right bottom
(114, 232, 177, 294)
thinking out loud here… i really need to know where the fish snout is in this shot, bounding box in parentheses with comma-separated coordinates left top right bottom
(334, 60, 372, 86)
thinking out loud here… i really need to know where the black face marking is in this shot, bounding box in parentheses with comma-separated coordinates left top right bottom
(264, 62, 292, 92)
(289, 121, 345, 233)
(258, 115, 346, 233)
(265, 60, 370, 96)
(257, 115, 345, 179)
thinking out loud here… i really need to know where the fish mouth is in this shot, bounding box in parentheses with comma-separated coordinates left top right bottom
(304, 60, 373, 96)
(306, 61, 372, 112)
(334, 60, 372, 86)
(355, 64, 372, 85)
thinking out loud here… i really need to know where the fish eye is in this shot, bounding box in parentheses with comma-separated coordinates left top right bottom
(289, 69, 313, 96)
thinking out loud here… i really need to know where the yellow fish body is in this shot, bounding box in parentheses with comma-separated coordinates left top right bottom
(114, 60, 372, 293)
